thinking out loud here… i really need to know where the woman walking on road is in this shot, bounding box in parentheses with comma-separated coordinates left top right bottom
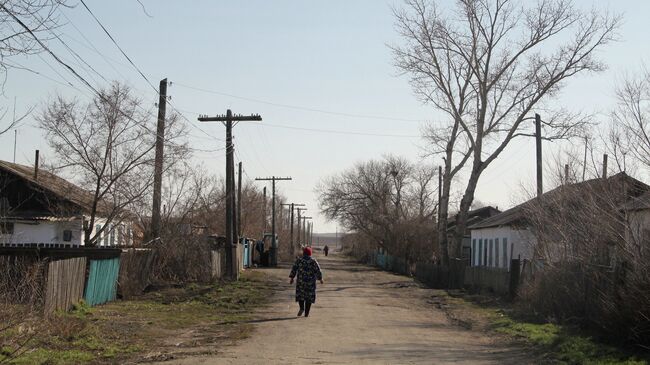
(289, 247, 323, 317)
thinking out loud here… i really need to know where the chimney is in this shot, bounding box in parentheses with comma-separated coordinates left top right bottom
(564, 164, 569, 184)
(34, 150, 39, 180)
(602, 154, 608, 179)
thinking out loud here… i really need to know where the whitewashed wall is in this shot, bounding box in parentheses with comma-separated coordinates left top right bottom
(470, 226, 536, 271)
(0, 219, 83, 246)
(0, 216, 133, 247)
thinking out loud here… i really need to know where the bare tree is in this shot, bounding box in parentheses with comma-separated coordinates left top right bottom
(612, 67, 650, 171)
(38, 82, 186, 246)
(318, 156, 437, 263)
(392, 0, 618, 263)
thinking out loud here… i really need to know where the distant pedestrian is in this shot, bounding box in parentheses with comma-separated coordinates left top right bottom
(289, 247, 323, 317)
(323, 245, 329, 256)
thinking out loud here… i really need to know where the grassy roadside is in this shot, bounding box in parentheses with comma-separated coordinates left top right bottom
(431, 290, 648, 365)
(0, 270, 272, 365)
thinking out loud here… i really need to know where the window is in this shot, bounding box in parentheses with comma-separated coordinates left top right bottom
(478, 239, 483, 266)
(495, 238, 500, 267)
(110, 225, 115, 246)
(63, 230, 72, 242)
(472, 239, 477, 266)
(0, 222, 14, 234)
(483, 240, 488, 267)
(502, 238, 508, 269)
(488, 239, 493, 267)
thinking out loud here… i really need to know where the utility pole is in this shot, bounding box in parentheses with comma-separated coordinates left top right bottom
(281, 203, 305, 257)
(535, 113, 543, 198)
(296, 207, 307, 248)
(151, 78, 167, 241)
(255, 176, 292, 266)
(603, 154, 608, 179)
(13, 130, 17, 163)
(300, 216, 312, 246)
(263, 186, 267, 233)
(582, 136, 588, 181)
(237, 161, 243, 238)
(198, 109, 262, 280)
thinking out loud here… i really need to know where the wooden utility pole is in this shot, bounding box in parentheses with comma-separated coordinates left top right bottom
(237, 161, 243, 237)
(535, 113, 543, 197)
(198, 110, 262, 280)
(300, 216, 312, 246)
(151, 78, 168, 242)
(281, 203, 305, 256)
(255, 176, 292, 266)
(603, 154, 608, 179)
(296, 207, 307, 247)
(263, 186, 267, 233)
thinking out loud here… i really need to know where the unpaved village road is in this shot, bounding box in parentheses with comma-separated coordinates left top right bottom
(161, 254, 532, 365)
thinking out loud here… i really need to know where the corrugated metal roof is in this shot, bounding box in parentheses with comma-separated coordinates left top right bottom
(469, 172, 650, 230)
(0, 160, 112, 215)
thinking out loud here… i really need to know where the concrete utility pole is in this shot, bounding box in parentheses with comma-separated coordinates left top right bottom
(255, 176, 292, 266)
(199, 109, 262, 280)
(151, 78, 168, 241)
(535, 113, 543, 198)
(281, 203, 305, 256)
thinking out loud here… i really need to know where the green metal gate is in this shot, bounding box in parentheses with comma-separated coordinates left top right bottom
(84, 257, 120, 306)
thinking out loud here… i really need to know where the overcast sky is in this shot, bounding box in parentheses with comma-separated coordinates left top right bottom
(1, 0, 649, 233)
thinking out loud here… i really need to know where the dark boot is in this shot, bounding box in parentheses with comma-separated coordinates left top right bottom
(304, 302, 312, 317)
(297, 301, 305, 316)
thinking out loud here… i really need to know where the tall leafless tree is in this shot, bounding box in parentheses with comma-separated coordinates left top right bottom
(38, 82, 187, 246)
(612, 67, 650, 172)
(392, 0, 619, 264)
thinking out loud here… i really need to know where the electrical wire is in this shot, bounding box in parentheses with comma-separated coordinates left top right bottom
(173, 82, 426, 123)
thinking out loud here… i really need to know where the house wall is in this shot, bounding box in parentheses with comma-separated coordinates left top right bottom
(0, 219, 84, 246)
(470, 226, 536, 271)
(627, 209, 650, 255)
(0, 217, 133, 247)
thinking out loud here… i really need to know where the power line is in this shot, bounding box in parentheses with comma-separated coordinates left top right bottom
(261, 122, 420, 138)
(79, 0, 158, 93)
(173, 82, 425, 123)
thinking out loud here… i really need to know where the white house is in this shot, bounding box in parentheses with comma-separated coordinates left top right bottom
(0, 160, 132, 247)
(469, 173, 650, 271)
(468, 206, 536, 271)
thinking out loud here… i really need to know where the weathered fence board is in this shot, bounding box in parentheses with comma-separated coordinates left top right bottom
(464, 266, 510, 295)
(211, 250, 223, 280)
(44, 257, 87, 315)
(118, 249, 155, 298)
(84, 258, 120, 306)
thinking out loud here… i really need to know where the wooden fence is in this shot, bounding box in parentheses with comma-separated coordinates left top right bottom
(211, 249, 224, 280)
(415, 259, 467, 289)
(464, 266, 510, 295)
(44, 257, 87, 315)
(118, 249, 155, 298)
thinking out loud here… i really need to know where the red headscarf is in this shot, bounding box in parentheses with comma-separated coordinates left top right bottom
(303, 247, 312, 256)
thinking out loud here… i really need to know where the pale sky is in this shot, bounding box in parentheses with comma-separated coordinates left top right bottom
(1, 0, 649, 233)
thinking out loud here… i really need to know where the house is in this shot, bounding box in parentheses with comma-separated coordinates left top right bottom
(446, 206, 501, 260)
(0, 160, 132, 247)
(469, 173, 650, 270)
(624, 190, 650, 255)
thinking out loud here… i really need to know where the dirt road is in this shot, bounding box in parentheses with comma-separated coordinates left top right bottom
(160, 254, 531, 365)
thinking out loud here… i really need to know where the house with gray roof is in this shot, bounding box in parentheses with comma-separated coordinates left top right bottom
(0, 160, 132, 247)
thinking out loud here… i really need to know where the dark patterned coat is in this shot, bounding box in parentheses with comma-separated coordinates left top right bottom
(289, 256, 323, 304)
